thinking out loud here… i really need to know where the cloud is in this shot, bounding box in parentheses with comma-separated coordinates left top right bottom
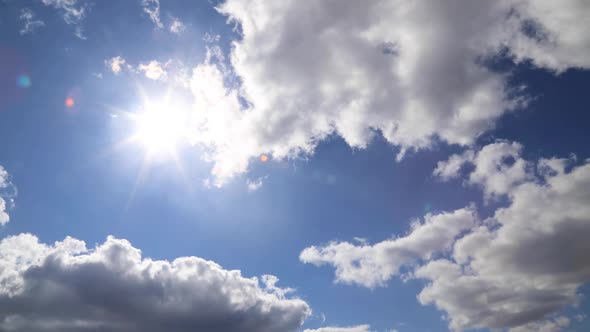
(19, 8, 45, 35)
(0, 233, 311, 332)
(246, 177, 265, 192)
(176, 0, 590, 185)
(508, 316, 570, 332)
(415, 143, 590, 331)
(303, 325, 373, 332)
(41, 0, 86, 24)
(41, 0, 87, 38)
(300, 207, 477, 288)
(303, 141, 590, 331)
(141, 0, 163, 28)
(0, 166, 16, 226)
(0, 198, 9, 226)
(138, 60, 168, 80)
(105, 56, 129, 74)
(434, 141, 532, 200)
(504, 1, 590, 72)
(169, 17, 186, 34)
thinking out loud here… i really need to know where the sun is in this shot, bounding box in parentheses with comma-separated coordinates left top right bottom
(131, 101, 189, 156)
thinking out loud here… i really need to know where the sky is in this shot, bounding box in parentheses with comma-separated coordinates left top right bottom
(0, 0, 589, 331)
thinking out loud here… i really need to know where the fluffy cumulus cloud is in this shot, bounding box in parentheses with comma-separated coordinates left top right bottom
(434, 141, 531, 199)
(19, 8, 45, 35)
(416, 144, 590, 331)
(179, 0, 590, 185)
(300, 208, 477, 288)
(0, 234, 310, 332)
(303, 141, 590, 331)
(303, 325, 373, 332)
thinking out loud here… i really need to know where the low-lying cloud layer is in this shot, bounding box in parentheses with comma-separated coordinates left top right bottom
(0, 234, 310, 332)
(302, 141, 590, 331)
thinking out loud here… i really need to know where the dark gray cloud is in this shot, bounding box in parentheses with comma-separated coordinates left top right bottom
(0, 235, 310, 332)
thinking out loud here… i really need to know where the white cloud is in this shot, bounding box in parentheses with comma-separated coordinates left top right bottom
(105, 56, 128, 74)
(303, 141, 590, 331)
(504, 1, 590, 72)
(41, 0, 86, 38)
(300, 207, 477, 288)
(141, 0, 163, 29)
(19, 8, 45, 35)
(0, 166, 16, 226)
(303, 325, 373, 332)
(434, 141, 532, 200)
(138, 60, 167, 80)
(169, 17, 186, 34)
(415, 143, 590, 331)
(247, 177, 265, 192)
(178, 0, 590, 185)
(0, 198, 9, 226)
(41, 0, 86, 24)
(0, 233, 311, 331)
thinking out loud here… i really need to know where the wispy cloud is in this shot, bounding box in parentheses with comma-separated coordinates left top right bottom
(141, 0, 163, 28)
(19, 8, 45, 35)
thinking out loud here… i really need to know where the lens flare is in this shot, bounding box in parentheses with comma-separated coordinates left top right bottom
(65, 98, 75, 107)
(16, 75, 31, 88)
(260, 155, 269, 162)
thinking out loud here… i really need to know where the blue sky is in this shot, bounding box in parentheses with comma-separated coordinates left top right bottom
(0, 1, 589, 332)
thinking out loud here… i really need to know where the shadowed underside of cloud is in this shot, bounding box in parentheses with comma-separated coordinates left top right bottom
(0, 234, 310, 332)
(303, 325, 375, 332)
(301, 141, 590, 331)
(180, 0, 590, 185)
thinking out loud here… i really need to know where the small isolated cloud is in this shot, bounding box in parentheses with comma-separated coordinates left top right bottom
(138, 60, 168, 80)
(19, 8, 45, 35)
(141, 0, 163, 28)
(303, 325, 373, 332)
(0, 233, 311, 331)
(246, 177, 265, 192)
(0, 166, 16, 226)
(169, 17, 186, 34)
(105, 56, 128, 74)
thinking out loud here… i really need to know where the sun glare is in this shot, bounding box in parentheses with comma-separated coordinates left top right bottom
(132, 102, 189, 155)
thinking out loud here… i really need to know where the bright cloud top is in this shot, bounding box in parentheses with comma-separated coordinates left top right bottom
(302, 141, 590, 331)
(169, 0, 590, 185)
(0, 234, 310, 332)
